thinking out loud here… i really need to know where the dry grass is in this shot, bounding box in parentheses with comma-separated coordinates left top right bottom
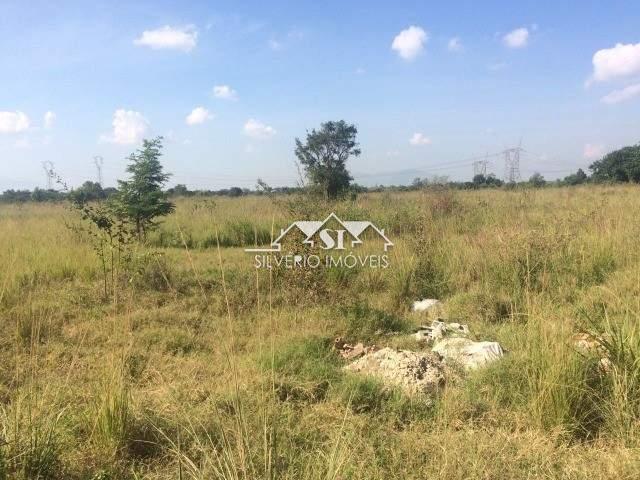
(1, 185, 640, 478)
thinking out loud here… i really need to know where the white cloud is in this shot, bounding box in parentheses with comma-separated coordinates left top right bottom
(186, 107, 213, 125)
(392, 26, 428, 61)
(584, 143, 605, 160)
(213, 85, 238, 100)
(448, 37, 463, 52)
(409, 133, 431, 146)
(244, 119, 276, 139)
(44, 111, 56, 129)
(268, 39, 283, 51)
(134, 25, 198, 52)
(101, 109, 149, 145)
(590, 43, 640, 83)
(0, 111, 29, 133)
(503, 27, 529, 49)
(601, 83, 640, 104)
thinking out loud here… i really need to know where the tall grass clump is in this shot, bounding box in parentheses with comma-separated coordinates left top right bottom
(587, 308, 640, 442)
(0, 397, 64, 480)
(91, 371, 131, 457)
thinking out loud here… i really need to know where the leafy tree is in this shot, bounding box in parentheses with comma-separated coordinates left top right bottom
(589, 144, 640, 183)
(295, 120, 360, 199)
(168, 184, 191, 197)
(113, 137, 174, 240)
(70, 181, 106, 203)
(528, 172, 546, 187)
(472, 173, 503, 187)
(563, 168, 588, 186)
(228, 187, 244, 197)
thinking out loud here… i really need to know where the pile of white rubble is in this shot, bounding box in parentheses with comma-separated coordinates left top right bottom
(342, 299, 505, 396)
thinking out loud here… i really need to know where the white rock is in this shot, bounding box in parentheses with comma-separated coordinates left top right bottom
(414, 320, 470, 343)
(412, 299, 441, 312)
(344, 347, 444, 395)
(432, 337, 504, 370)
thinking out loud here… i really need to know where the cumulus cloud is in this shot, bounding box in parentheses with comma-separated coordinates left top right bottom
(409, 133, 431, 146)
(243, 119, 276, 139)
(601, 83, 640, 104)
(448, 37, 463, 52)
(503, 27, 529, 48)
(213, 85, 238, 100)
(0, 111, 29, 133)
(134, 25, 198, 52)
(590, 43, 640, 83)
(44, 111, 56, 129)
(186, 107, 213, 125)
(101, 109, 149, 145)
(392, 26, 428, 60)
(584, 143, 605, 160)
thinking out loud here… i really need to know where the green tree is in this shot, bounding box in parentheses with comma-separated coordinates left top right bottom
(113, 137, 174, 240)
(589, 144, 640, 183)
(528, 172, 546, 187)
(563, 168, 588, 186)
(70, 181, 106, 203)
(295, 120, 360, 199)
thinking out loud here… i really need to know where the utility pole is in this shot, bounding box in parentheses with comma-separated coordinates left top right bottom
(503, 144, 522, 183)
(41, 161, 54, 190)
(93, 155, 104, 186)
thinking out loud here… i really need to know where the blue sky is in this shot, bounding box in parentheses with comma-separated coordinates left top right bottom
(1, 0, 639, 190)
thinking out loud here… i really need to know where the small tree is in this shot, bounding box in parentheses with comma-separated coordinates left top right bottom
(295, 120, 360, 199)
(563, 168, 588, 186)
(70, 181, 106, 203)
(529, 172, 546, 187)
(114, 137, 174, 240)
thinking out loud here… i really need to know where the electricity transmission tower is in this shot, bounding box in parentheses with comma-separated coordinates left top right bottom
(93, 155, 104, 185)
(503, 144, 522, 183)
(473, 154, 489, 177)
(41, 161, 55, 190)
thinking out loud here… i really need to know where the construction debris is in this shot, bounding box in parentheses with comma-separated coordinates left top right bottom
(344, 347, 445, 395)
(342, 319, 505, 395)
(334, 337, 376, 360)
(414, 320, 470, 343)
(412, 298, 442, 312)
(432, 337, 504, 370)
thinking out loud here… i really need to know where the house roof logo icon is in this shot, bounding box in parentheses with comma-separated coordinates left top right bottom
(245, 212, 394, 252)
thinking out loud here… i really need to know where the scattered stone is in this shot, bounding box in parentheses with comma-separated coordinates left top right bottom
(414, 320, 470, 343)
(412, 299, 442, 312)
(334, 337, 376, 360)
(344, 347, 445, 395)
(573, 332, 606, 356)
(572, 332, 612, 373)
(432, 337, 504, 370)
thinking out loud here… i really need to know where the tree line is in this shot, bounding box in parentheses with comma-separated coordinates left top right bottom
(2, 124, 639, 205)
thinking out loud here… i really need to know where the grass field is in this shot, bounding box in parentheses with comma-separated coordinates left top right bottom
(1, 185, 640, 479)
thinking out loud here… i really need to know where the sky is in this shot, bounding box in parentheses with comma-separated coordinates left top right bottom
(1, 0, 639, 191)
